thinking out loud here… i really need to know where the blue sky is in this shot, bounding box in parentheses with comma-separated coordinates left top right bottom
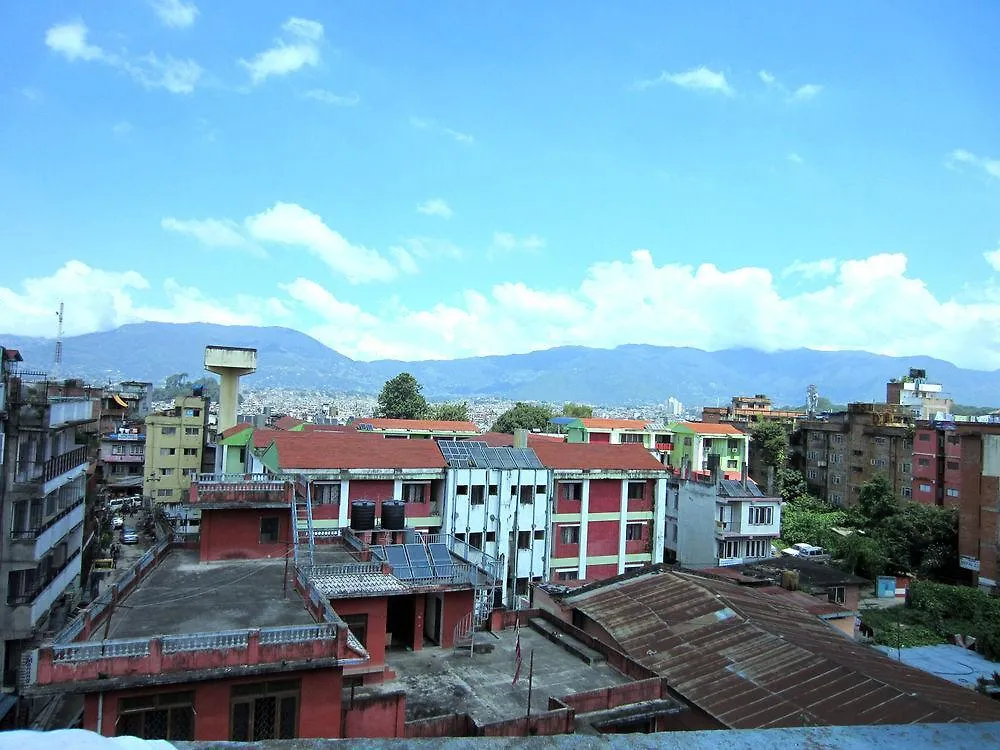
(1, 1, 999, 366)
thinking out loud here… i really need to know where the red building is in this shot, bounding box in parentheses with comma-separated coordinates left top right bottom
(912, 419, 1000, 590)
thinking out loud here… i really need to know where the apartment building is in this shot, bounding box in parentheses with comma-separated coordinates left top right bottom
(353, 418, 480, 440)
(701, 394, 804, 427)
(143, 395, 209, 512)
(887, 369, 953, 420)
(564, 418, 673, 449)
(0, 350, 97, 689)
(664, 457, 782, 568)
(792, 403, 913, 506)
(912, 418, 1000, 592)
(666, 422, 748, 478)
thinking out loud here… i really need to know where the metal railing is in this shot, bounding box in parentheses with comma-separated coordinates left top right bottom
(44, 447, 88, 482)
(305, 562, 384, 577)
(162, 630, 250, 654)
(10, 495, 84, 540)
(8, 549, 81, 607)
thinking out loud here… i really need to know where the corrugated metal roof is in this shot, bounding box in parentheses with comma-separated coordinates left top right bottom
(438, 440, 545, 470)
(718, 479, 765, 497)
(564, 568, 1000, 728)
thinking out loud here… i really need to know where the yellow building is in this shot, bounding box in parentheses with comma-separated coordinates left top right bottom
(143, 395, 209, 508)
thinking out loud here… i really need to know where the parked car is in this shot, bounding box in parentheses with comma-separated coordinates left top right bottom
(783, 543, 831, 562)
(120, 527, 139, 544)
(111, 516, 124, 529)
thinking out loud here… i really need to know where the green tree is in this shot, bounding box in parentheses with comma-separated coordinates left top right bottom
(776, 467, 809, 504)
(152, 373, 220, 402)
(852, 473, 898, 526)
(374, 373, 428, 420)
(491, 403, 554, 434)
(562, 403, 594, 418)
(750, 419, 788, 469)
(428, 401, 471, 422)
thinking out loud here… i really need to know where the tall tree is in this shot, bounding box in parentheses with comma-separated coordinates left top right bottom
(749, 419, 788, 469)
(374, 372, 428, 420)
(428, 402, 471, 422)
(853, 473, 898, 526)
(562, 403, 594, 418)
(491, 403, 554, 434)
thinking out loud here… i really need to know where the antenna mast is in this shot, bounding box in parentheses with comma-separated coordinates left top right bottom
(53, 301, 64, 380)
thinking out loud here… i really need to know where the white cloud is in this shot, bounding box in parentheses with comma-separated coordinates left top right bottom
(44, 20, 201, 94)
(782, 258, 836, 278)
(792, 83, 823, 101)
(0, 261, 287, 339)
(984, 245, 1000, 271)
(758, 70, 777, 86)
(20, 87, 43, 101)
(240, 17, 324, 85)
(161, 217, 252, 250)
(391, 246, 419, 275)
(417, 199, 453, 219)
(493, 232, 545, 252)
(46, 21, 106, 62)
(409, 117, 475, 144)
(787, 152, 804, 164)
(244, 202, 401, 282)
(634, 66, 734, 96)
(149, 0, 198, 29)
(399, 237, 463, 260)
(948, 148, 1000, 180)
(112, 121, 132, 136)
(304, 89, 359, 106)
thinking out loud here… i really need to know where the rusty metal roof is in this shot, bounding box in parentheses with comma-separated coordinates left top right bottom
(563, 568, 1000, 728)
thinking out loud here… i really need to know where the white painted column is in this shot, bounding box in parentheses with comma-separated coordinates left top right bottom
(578, 478, 590, 579)
(393, 478, 402, 501)
(338, 479, 349, 529)
(617, 478, 628, 575)
(652, 477, 666, 564)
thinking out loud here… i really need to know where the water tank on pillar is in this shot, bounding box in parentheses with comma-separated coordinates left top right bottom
(381, 500, 406, 531)
(350, 500, 376, 531)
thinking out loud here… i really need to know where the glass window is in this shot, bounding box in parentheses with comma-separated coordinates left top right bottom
(259, 517, 280, 543)
(559, 525, 580, 545)
(230, 680, 299, 742)
(117, 691, 195, 741)
(625, 522, 645, 541)
(313, 483, 340, 505)
(561, 482, 582, 501)
(627, 481, 645, 500)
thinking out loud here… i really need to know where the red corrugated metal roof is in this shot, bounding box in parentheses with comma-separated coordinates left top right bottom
(579, 418, 651, 430)
(358, 418, 479, 432)
(273, 415, 305, 430)
(269, 431, 448, 470)
(674, 421, 746, 435)
(564, 568, 1000, 727)
(478, 432, 567, 447)
(221, 424, 253, 439)
(532, 442, 668, 471)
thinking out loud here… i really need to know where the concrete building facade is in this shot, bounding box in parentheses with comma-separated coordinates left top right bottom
(143, 395, 209, 510)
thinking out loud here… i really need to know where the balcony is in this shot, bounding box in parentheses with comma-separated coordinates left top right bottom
(7, 549, 82, 633)
(716, 520, 743, 537)
(189, 473, 292, 507)
(45, 446, 88, 483)
(10, 496, 84, 559)
(48, 398, 95, 428)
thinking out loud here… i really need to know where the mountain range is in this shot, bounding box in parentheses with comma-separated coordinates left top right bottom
(1, 323, 997, 407)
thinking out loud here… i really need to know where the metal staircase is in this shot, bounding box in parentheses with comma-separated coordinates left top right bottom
(453, 586, 495, 651)
(291, 480, 316, 566)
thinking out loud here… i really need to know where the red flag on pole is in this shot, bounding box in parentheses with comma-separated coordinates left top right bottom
(512, 617, 522, 685)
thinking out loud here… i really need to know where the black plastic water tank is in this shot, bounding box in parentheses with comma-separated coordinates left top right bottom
(350, 500, 376, 531)
(381, 500, 406, 530)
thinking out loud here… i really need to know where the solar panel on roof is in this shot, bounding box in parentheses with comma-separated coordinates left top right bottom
(428, 543, 453, 577)
(370, 545, 387, 561)
(385, 546, 412, 579)
(405, 544, 433, 579)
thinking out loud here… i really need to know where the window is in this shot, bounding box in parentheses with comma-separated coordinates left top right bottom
(117, 691, 195, 741)
(948, 435, 961, 445)
(535, 484, 546, 495)
(627, 482, 645, 500)
(160, 448, 175, 457)
(745, 540, 769, 559)
(917, 458, 930, 467)
(901, 487, 912, 498)
(728, 439, 740, 452)
(831, 453, 843, 464)
(683, 436, 692, 446)
(834, 435, 844, 444)
(402, 483, 427, 503)
(342, 616, 367, 648)
(807, 470, 817, 479)
(184, 427, 200, 436)
(831, 492, 843, 503)
(313, 483, 340, 505)
(161, 426, 177, 436)
(485, 531, 497, 543)
(559, 525, 580, 545)
(828, 586, 846, 605)
(534, 530, 544, 540)
(561, 482, 582, 501)
(806, 450, 817, 460)
(620, 433, 644, 444)
(230, 680, 299, 742)
(872, 436, 887, 445)
(748, 506, 773, 525)
(160, 468, 174, 476)
(112, 444, 125, 455)
(518, 531, 531, 550)
(719, 540, 739, 559)
(919, 483, 932, 493)
(129, 444, 144, 456)
(519, 486, 533, 504)
(727, 459, 738, 469)
(183, 448, 198, 456)
(556, 570, 578, 581)
(183, 408, 201, 418)
(918, 433, 931, 442)
(488, 484, 498, 495)
(182, 468, 196, 477)
(902, 462, 911, 473)
(871, 458, 887, 468)
(625, 522, 645, 541)
(853, 449, 864, 457)
(468, 485, 485, 505)
(456, 484, 469, 496)
(946, 488, 960, 498)
(157, 488, 173, 497)
(469, 532, 483, 549)
(6, 569, 36, 605)
(832, 474, 842, 485)
(671, 524, 678, 542)
(259, 517, 280, 543)
(947, 460, 960, 471)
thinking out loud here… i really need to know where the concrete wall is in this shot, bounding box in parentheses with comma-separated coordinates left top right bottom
(84, 668, 342, 740)
(440, 589, 474, 648)
(199, 508, 291, 562)
(671, 481, 718, 568)
(334, 597, 388, 669)
(342, 691, 407, 738)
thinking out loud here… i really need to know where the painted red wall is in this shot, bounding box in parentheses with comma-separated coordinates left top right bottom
(312, 501, 340, 520)
(554, 481, 583, 515)
(440, 589, 474, 648)
(553, 522, 581, 559)
(343, 692, 406, 738)
(587, 479, 621, 513)
(586, 519, 620, 557)
(588, 432, 610, 443)
(333, 597, 388, 668)
(200, 508, 290, 562)
(584, 563, 618, 580)
(626, 479, 653, 512)
(347, 480, 395, 520)
(84, 668, 343, 740)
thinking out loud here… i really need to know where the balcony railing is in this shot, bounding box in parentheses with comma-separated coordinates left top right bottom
(7, 548, 81, 609)
(48, 398, 95, 428)
(44, 447, 88, 483)
(191, 473, 291, 505)
(10, 495, 84, 544)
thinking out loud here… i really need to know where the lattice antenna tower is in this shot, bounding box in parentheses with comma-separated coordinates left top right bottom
(52, 301, 65, 380)
(806, 384, 819, 418)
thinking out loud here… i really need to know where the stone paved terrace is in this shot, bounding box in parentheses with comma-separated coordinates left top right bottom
(377, 628, 629, 723)
(94, 548, 315, 639)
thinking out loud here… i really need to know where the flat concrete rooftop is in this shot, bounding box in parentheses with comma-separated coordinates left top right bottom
(378, 628, 629, 723)
(95, 549, 314, 640)
(313, 545, 368, 565)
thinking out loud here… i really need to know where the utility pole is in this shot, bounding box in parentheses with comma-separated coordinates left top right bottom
(525, 649, 535, 719)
